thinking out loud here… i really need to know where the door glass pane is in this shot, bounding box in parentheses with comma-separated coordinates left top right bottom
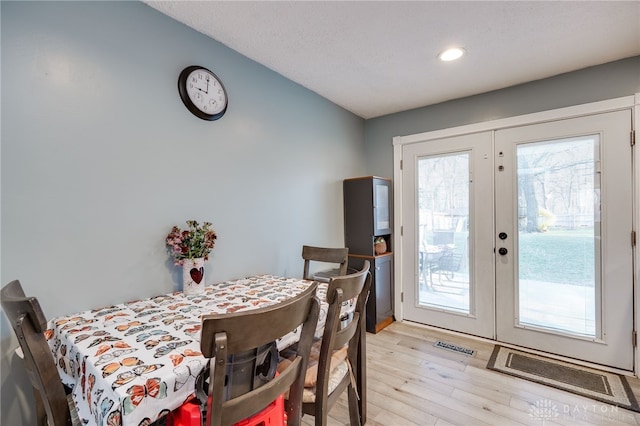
(417, 153, 470, 313)
(517, 136, 599, 337)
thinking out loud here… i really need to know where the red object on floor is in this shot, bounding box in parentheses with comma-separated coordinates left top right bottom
(166, 394, 286, 426)
(166, 399, 200, 426)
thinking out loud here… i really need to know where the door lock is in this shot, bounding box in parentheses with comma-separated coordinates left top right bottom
(498, 247, 508, 255)
(499, 232, 508, 240)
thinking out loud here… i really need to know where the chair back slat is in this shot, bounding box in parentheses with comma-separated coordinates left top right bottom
(220, 355, 301, 425)
(333, 312, 360, 349)
(302, 246, 349, 281)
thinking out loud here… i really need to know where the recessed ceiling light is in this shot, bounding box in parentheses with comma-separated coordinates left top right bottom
(438, 47, 466, 62)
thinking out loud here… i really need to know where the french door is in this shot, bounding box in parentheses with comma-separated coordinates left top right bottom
(401, 109, 634, 370)
(402, 131, 495, 339)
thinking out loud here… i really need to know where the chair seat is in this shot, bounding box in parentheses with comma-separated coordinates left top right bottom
(301, 360, 348, 403)
(279, 339, 348, 388)
(278, 339, 350, 403)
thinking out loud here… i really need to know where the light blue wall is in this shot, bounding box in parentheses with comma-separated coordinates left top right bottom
(364, 56, 640, 178)
(0, 2, 364, 424)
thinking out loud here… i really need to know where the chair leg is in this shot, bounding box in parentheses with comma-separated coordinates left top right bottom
(314, 401, 328, 426)
(347, 385, 362, 426)
(357, 330, 367, 424)
(285, 399, 302, 426)
(313, 413, 327, 426)
(34, 390, 47, 426)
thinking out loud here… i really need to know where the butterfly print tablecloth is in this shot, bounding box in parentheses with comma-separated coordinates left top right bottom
(47, 275, 328, 426)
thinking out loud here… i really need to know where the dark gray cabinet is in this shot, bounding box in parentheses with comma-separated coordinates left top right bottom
(343, 176, 394, 333)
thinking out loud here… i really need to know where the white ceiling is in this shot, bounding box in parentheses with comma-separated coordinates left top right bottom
(144, 1, 640, 119)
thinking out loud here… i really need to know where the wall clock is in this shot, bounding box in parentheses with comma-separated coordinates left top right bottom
(178, 65, 228, 121)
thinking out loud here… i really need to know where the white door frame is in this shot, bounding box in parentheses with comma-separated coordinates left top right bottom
(393, 93, 639, 373)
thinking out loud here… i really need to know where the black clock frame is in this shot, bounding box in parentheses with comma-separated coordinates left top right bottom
(178, 65, 228, 121)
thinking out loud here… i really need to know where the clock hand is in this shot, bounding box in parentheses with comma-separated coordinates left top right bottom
(204, 75, 210, 94)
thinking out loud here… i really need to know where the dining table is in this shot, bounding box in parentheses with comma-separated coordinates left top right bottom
(46, 275, 331, 426)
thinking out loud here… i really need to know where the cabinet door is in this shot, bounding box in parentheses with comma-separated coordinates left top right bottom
(373, 255, 393, 322)
(355, 255, 394, 333)
(373, 178, 392, 236)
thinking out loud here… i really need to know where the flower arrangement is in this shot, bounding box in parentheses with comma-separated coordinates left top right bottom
(166, 220, 217, 266)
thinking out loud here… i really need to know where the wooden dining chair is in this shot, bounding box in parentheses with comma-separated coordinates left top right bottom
(199, 282, 320, 426)
(1, 280, 80, 426)
(283, 261, 371, 426)
(301, 245, 349, 281)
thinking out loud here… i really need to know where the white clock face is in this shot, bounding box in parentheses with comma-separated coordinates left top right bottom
(185, 69, 227, 115)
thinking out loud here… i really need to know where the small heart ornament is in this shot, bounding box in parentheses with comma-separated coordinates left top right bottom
(190, 267, 204, 284)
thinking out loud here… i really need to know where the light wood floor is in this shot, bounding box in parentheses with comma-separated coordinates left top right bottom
(302, 321, 640, 426)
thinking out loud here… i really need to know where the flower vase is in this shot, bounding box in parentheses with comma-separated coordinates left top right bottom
(182, 257, 206, 295)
